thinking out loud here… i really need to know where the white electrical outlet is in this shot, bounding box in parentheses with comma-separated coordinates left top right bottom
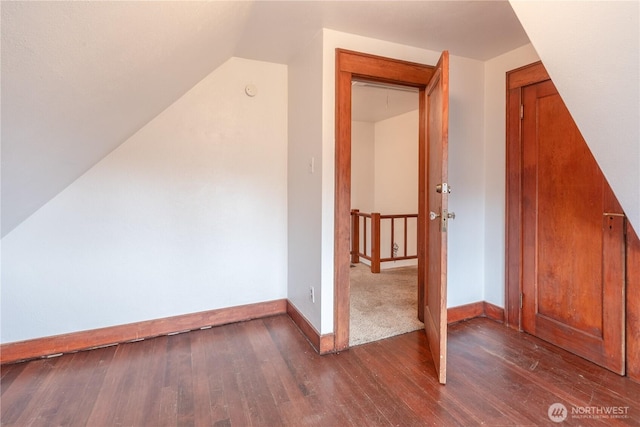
(309, 286, 315, 303)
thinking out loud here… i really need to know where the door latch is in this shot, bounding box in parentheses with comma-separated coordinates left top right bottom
(436, 183, 451, 194)
(441, 209, 456, 232)
(430, 209, 456, 232)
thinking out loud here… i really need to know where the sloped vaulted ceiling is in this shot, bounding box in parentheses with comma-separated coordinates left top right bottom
(1, 1, 253, 236)
(1, 0, 530, 237)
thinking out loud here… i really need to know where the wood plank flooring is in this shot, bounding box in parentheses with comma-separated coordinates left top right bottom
(2, 315, 639, 426)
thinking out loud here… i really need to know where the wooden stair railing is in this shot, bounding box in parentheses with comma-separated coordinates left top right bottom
(350, 209, 418, 273)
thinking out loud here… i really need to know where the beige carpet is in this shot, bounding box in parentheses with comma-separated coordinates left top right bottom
(349, 263, 424, 346)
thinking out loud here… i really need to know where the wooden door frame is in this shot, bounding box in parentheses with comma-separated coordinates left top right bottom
(505, 61, 549, 330)
(334, 49, 435, 350)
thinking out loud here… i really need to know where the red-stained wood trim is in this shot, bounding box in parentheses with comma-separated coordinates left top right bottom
(351, 209, 360, 264)
(448, 302, 484, 324)
(627, 222, 640, 383)
(505, 62, 550, 330)
(380, 255, 417, 262)
(418, 88, 426, 323)
(1, 299, 287, 365)
(1, 298, 507, 365)
(483, 301, 505, 323)
(370, 213, 381, 273)
(286, 301, 335, 355)
(447, 301, 505, 325)
(351, 211, 418, 270)
(338, 49, 434, 87)
(506, 61, 549, 90)
(390, 216, 395, 257)
(335, 52, 352, 351)
(505, 85, 523, 330)
(319, 332, 336, 354)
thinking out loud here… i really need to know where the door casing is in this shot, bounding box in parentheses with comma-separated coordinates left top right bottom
(505, 61, 550, 329)
(334, 49, 435, 351)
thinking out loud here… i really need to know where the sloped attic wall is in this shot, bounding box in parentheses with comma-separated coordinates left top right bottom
(510, 1, 640, 230)
(1, 1, 252, 237)
(1, 58, 288, 343)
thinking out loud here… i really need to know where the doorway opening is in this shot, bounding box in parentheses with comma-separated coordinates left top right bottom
(349, 80, 422, 346)
(335, 48, 449, 383)
(334, 49, 436, 351)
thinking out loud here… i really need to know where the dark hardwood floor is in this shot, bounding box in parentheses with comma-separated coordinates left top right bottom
(2, 315, 639, 426)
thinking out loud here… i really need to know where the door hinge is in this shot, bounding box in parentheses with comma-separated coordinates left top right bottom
(520, 104, 524, 120)
(520, 292, 523, 309)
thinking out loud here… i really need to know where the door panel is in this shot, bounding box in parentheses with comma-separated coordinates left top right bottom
(422, 51, 449, 385)
(521, 80, 625, 374)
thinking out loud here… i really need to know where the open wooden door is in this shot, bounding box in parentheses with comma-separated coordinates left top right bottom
(420, 51, 450, 385)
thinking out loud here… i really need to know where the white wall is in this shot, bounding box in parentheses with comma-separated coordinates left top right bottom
(351, 112, 419, 269)
(483, 44, 540, 307)
(321, 30, 487, 332)
(374, 110, 419, 214)
(375, 110, 419, 267)
(351, 121, 375, 213)
(445, 54, 487, 308)
(287, 31, 324, 331)
(510, 1, 640, 232)
(1, 57, 288, 343)
(351, 121, 375, 263)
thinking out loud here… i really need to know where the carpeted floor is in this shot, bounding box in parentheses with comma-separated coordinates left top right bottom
(349, 263, 424, 346)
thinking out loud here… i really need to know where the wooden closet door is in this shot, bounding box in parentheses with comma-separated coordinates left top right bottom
(520, 79, 625, 374)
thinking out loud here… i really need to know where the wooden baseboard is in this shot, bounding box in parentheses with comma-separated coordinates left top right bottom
(1, 298, 505, 364)
(287, 299, 504, 354)
(448, 301, 505, 325)
(447, 302, 484, 324)
(288, 300, 505, 354)
(1, 299, 287, 365)
(483, 301, 505, 323)
(286, 301, 335, 354)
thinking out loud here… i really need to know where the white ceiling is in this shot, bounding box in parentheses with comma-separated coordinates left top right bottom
(1, 1, 530, 236)
(235, 0, 530, 62)
(352, 83, 419, 123)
